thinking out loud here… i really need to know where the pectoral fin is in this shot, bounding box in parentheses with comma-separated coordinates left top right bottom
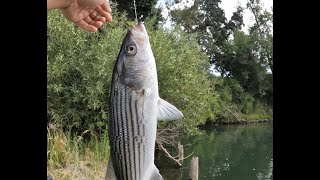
(157, 98, 183, 121)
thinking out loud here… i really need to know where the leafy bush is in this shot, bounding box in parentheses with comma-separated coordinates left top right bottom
(213, 77, 272, 121)
(148, 21, 217, 133)
(47, 9, 217, 134)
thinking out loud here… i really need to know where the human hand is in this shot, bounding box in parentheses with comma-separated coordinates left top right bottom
(48, 0, 112, 32)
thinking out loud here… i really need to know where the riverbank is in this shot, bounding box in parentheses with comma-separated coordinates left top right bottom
(218, 118, 273, 125)
(47, 127, 109, 180)
(198, 117, 273, 129)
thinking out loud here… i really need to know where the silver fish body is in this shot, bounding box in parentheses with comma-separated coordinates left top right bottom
(106, 22, 183, 180)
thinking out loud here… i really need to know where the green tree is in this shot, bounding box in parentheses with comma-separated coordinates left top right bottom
(247, 0, 273, 73)
(217, 30, 272, 104)
(170, 0, 272, 105)
(170, 0, 244, 65)
(246, 0, 273, 104)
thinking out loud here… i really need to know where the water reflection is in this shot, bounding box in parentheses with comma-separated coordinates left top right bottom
(155, 123, 273, 180)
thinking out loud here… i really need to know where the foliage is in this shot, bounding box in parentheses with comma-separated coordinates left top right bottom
(47, 9, 217, 134)
(169, 0, 272, 106)
(47, 8, 129, 133)
(221, 30, 271, 99)
(148, 21, 217, 133)
(170, 0, 244, 63)
(213, 77, 272, 121)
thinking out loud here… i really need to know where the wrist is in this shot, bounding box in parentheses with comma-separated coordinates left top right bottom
(47, 0, 72, 10)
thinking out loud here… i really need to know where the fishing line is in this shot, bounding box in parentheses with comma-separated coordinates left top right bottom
(133, 0, 138, 22)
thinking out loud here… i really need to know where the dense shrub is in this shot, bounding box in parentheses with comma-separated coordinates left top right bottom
(47, 9, 217, 134)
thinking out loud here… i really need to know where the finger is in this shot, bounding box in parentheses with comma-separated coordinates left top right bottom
(96, 6, 112, 20)
(101, 1, 112, 13)
(94, 16, 106, 22)
(89, 11, 98, 19)
(95, 7, 112, 22)
(84, 16, 103, 28)
(75, 20, 98, 32)
(104, 12, 112, 22)
(90, 11, 106, 23)
(95, 6, 108, 18)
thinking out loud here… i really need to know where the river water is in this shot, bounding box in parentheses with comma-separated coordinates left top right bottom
(155, 123, 273, 180)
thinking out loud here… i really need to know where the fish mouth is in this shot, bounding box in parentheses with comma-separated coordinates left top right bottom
(127, 22, 149, 44)
(129, 22, 147, 34)
(134, 22, 147, 33)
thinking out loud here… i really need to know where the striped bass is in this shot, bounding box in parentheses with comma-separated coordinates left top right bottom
(105, 22, 184, 180)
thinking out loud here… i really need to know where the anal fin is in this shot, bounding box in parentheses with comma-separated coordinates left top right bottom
(150, 165, 164, 180)
(105, 159, 117, 180)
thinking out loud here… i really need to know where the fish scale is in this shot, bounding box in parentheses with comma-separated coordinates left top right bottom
(106, 22, 184, 180)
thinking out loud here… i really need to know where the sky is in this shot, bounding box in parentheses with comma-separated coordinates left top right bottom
(156, 0, 273, 34)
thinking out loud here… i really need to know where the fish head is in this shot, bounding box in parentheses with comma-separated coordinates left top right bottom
(115, 22, 157, 91)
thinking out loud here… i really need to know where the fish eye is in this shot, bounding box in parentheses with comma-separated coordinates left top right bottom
(126, 44, 137, 56)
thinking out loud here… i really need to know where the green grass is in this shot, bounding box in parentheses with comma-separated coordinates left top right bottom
(239, 106, 273, 120)
(217, 105, 273, 124)
(239, 112, 272, 120)
(47, 125, 110, 180)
